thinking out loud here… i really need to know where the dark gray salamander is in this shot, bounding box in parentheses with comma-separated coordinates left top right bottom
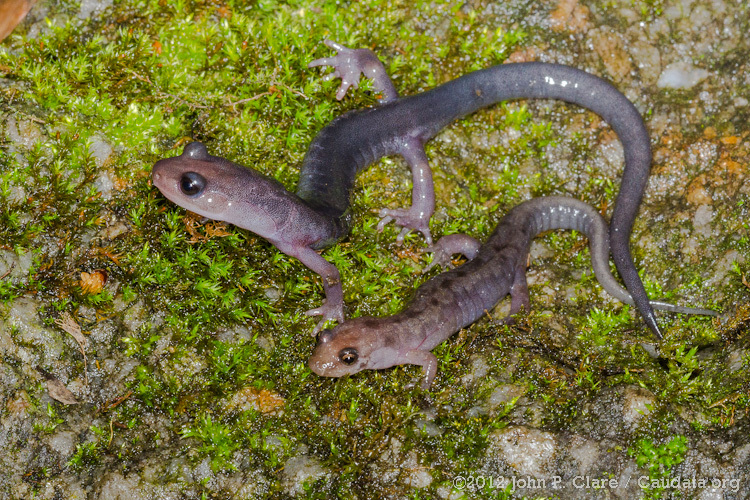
(308, 196, 717, 388)
(153, 40, 661, 335)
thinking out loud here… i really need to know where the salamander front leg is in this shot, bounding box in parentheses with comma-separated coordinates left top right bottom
(401, 349, 439, 389)
(278, 243, 345, 335)
(377, 139, 436, 244)
(308, 39, 398, 103)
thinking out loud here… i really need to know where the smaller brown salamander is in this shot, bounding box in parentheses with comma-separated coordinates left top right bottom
(308, 196, 716, 388)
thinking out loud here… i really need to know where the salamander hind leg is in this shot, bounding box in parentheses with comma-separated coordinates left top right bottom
(377, 138, 436, 244)
(500, 265, 531, 325)
(308, 39, 398, 102)
(422, 234, 482, 274)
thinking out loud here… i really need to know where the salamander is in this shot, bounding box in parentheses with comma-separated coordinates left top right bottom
(152, 40, 660, 335)
(308, 196, 717, 388)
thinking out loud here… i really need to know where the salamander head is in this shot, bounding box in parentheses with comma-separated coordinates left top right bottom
(309, 317, 392, 379)
(152, 142, 294, 241)
(152, 142, 237, 220)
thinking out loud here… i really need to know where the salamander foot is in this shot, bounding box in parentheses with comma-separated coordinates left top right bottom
(378, 207, 432, 244)
(422, 234, 482, 273)
(308, 40, 398, 102)
(305, 299, 345, 335)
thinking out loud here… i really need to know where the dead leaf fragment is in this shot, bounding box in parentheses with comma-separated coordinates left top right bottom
(55, 312, 88, 349)
(226, 387, 285, 415)
(80, 270, 107, 294)
(54, 312, 89, 385)
(45, 377, 79, 405)
(0, 0, 37, 42)
(183, 212, 232, 242)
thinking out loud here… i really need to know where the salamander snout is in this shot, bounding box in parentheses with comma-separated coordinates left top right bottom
(308, 324, 370, 379)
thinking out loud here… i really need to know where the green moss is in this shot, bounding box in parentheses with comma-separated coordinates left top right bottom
(67, 441, 103, 472)
(629, 435, 688, 499)
(32, 403, 64, 434)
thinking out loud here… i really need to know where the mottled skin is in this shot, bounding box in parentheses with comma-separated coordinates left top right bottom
(154, 40, 659, 335)
(308, 197, 717, 388)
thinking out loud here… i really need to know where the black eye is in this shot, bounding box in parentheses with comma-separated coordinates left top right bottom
(180, 172, 205, 196)
(338, 348, 358, 365)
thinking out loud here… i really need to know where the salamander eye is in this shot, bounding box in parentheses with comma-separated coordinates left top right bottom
(338, 348, 358, 365)
(180, 172, 206, 196)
